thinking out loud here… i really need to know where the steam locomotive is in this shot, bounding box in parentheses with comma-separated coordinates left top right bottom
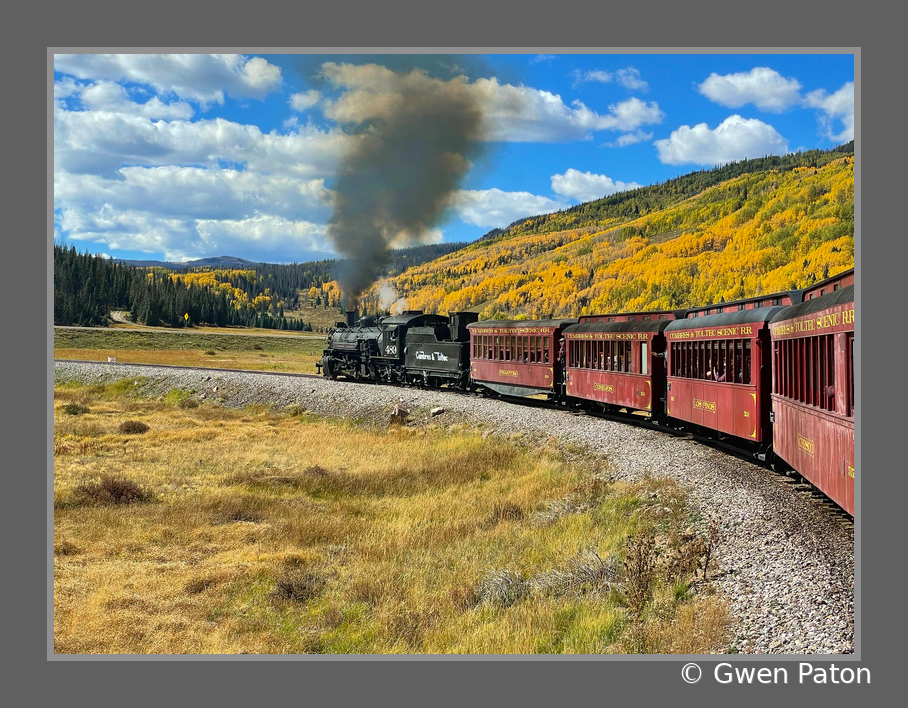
(319, 309, 478, 389)
(319, 268, 856, 516)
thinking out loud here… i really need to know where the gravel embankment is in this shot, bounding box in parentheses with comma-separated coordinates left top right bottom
(53, 361, 854, 654)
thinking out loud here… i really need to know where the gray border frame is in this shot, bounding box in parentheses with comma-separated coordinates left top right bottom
(33, 0, 900, 702)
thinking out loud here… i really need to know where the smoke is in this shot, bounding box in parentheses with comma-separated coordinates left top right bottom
(377, 279, 408, 315)
(320, 62, 489, 308)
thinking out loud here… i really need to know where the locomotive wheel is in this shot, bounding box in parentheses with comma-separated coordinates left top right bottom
(323, 359, 337, 380)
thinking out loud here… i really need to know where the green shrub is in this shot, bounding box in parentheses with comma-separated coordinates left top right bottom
(163, 388, 194, 406)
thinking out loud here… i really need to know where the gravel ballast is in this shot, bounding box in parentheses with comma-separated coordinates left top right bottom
(53, 361, 855, 654)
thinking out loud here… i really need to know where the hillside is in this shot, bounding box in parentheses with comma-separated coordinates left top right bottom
(385, 147, 854, 319)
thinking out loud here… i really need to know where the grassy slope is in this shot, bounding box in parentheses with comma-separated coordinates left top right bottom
(54, 379, 731, 654)
(389, 156, 854, 319)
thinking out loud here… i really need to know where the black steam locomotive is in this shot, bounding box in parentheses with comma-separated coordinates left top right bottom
(319, 310, 478, 389)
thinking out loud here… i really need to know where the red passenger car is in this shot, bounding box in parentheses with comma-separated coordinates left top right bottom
(467, 319, 576, 398)
(769, 285, 855, 515)
(664, 307, 783, 450)
(563, 318, 678, 417)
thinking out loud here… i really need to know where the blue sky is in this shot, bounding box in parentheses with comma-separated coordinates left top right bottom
(53, 52, 854, 264)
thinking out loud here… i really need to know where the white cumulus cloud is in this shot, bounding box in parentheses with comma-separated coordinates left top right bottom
(473, 77, 664, 141)
(57, 204, 332, 263)
(571, 67, 647, 91)
(654, 115, 789, 166)
(55, 167, 330, 221)
(616, 68, 648, 91)
(805, 82, 854, 143)
(78, 80, 194, 120)
(54, 107, 344, 178)
(194, 215, 330, 261)
(606, 129, 654, 148)
(551, 169, 642, 202)
(54, 54, 283, 105)
(290, 90, 322, 112)
(451, 188, 567, 228)
(571, 69, 614, 87)
(697, 67, 803, 113)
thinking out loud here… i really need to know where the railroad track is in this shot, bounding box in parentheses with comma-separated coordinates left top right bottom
(54, 358, 855, 528)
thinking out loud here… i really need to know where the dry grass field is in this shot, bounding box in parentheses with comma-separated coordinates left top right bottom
(54, 328, 325, 375)
(53, 378, 732, 654)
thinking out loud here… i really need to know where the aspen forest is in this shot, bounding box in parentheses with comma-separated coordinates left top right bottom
(383, 145, 854, 319)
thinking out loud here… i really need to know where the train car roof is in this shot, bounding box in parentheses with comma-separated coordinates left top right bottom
(564, 320, 674, 335)
(577, 308, 687, 323)
(665, 305, 785, 331)
(800, 267, 854, 294)
(468, 318, 578, 329)
(770, 284, 854, 323)
(685, 289, 801, 315)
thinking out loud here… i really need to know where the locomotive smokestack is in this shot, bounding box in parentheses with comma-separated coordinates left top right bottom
(346, 310, 357, 327)
(320, 61, 489, 306)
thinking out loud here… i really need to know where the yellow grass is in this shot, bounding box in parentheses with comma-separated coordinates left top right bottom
(53, 380, 732, 654)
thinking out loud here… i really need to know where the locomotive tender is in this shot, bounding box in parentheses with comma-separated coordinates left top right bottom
(320, 269, 856, 516)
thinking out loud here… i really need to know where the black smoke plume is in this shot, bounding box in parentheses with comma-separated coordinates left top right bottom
(320, 62, 489, 309)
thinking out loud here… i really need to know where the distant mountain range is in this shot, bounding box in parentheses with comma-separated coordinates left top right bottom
(112, 255, 261, 270)
(112, 242, 471, 273)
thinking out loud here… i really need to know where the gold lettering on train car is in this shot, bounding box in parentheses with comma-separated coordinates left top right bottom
(816, 313, 842, 329)
(499, 370, 518, 377)
(847, 465, 854, 478)
(693, 398, 716, 412)
(842, 308, 855, 324)
(743, 410, 750, 417)
(594, 383, 615, 392)
(797, 435, 815, 456)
